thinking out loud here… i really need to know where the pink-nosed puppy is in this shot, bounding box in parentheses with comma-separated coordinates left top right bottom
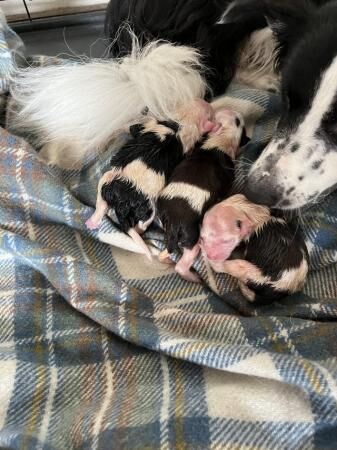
(200, 194, 309, 303)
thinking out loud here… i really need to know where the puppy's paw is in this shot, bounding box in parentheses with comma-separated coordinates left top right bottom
(176, 267, 201, 284)
(85, 217, 101, 230)
(158, 249, 174, 265)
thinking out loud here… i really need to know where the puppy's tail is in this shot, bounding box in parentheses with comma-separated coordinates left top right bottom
(9, 32, 207, 167)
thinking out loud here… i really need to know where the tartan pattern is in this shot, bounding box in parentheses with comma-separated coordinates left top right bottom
(0, 11, 337, 450)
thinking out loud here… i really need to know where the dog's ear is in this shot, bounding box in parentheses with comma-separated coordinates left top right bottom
(239, 127, 250, 147)
(218, 0, 265, 25)
(263, 0, 314, 62)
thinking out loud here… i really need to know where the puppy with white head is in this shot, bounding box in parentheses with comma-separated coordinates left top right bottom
(157, 109, 249, 281)
(201, 194, 309, 303)
(86, 99, 216, 259)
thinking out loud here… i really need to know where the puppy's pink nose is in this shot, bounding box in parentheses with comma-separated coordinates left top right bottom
(205, 248, 223, 260)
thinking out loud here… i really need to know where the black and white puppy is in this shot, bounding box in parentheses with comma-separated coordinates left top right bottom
(221, 0, 337, 209)
(201, 194, 309, 303)
(157, 109, 248, 282)
(86, 99, 215, 258)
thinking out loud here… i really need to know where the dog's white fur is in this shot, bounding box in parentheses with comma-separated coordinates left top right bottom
(235, 28, 280, 93)
(250, 55, 337, 209)
(9, 36, 207, 167)
(300, 56, 337, 135)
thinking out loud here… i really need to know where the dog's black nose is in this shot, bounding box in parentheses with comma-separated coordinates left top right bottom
(244, 178, 282, 207)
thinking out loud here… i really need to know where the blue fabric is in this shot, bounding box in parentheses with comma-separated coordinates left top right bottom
(0, 12, 336, 450)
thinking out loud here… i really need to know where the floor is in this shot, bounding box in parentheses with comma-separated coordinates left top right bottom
(12, 13, 108, 58)
(3, 1, 109, 22)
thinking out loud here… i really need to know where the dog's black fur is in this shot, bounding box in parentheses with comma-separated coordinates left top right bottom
(105, 0, 331, 97)
(105, 0, 266, 95)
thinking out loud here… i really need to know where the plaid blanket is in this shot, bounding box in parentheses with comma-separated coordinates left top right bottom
(1, 13, 337, 450)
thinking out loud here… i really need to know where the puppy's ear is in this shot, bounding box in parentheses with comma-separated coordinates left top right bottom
(240, 216, 254, 239)
(239, 127, 250, 147)
(129, 124, 143, 138)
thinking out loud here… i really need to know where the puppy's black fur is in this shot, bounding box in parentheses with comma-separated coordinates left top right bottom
(235, 218, 308, 304)
(157, 141, 235, 254)
(110, 121, 180, 174)
(101, 120, 183, 232)
(101, 179, 152, 232)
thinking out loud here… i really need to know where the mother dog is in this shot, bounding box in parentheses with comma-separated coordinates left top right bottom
(222, 0, 337, 209)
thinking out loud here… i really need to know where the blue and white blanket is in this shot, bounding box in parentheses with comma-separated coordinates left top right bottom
(0, 12, 337, 450)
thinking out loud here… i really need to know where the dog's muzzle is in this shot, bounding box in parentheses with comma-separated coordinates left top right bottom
(244, 169, 284, 208)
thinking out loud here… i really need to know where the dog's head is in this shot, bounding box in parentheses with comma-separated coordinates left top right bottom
(223, 0, 337, 209)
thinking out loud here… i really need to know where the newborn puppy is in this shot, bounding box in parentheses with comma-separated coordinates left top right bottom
(157, 109, 248, 281)
(86, 99, 215, 259)
(201, 194, 309, 303)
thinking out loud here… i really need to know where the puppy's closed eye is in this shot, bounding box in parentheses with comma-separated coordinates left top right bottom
(239, 127, 250, 147)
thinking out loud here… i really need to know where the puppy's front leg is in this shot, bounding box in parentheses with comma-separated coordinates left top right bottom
(175, 244, 201, 283)
(86, 169, 120, 230)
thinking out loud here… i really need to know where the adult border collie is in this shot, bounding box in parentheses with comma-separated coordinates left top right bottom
(106, 0, 337, 210)
(221, 0, 337, 210)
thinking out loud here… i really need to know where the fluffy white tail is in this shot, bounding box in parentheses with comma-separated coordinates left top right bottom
(9, 37, 207, 166)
